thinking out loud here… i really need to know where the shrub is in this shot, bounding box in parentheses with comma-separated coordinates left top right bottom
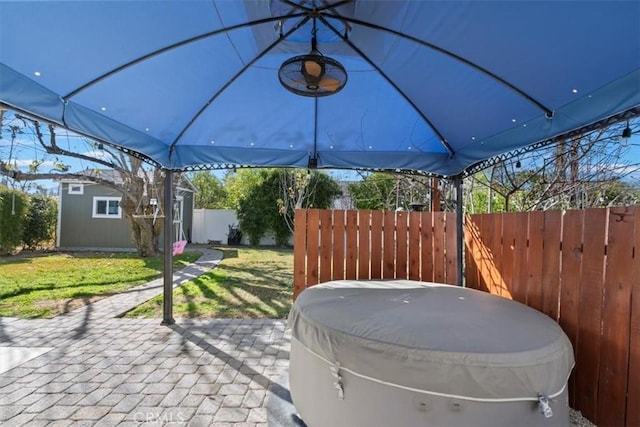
(0, 190, 28, 254)
(22, 195, 57, 249)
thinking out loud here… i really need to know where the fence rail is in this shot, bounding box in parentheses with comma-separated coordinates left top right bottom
(292, 206, 639, 427)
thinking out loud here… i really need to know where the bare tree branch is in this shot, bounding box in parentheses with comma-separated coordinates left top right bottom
(1, 110, 176, 256)
(0, 161, 139, 201)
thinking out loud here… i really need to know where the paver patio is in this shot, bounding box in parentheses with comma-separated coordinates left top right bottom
(0, 249, 292, 426)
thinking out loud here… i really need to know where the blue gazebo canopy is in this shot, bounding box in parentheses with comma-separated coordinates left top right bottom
(1, 0, 639, 176)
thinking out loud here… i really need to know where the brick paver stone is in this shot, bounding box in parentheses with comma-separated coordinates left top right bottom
(33, 405, 78, 420)
(112, 394, 145, 412)
(214, 407, 249, 423)
(70, 405, 112, 421)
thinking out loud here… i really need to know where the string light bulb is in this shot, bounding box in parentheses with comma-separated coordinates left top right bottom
(621, 120, 632, 147)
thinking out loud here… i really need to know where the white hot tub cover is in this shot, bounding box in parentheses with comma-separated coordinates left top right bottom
(288, 280, 574, 401)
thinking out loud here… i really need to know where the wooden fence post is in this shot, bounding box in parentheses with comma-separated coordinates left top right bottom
(598, 206, 635, 426)
(574, 208, 607, 422)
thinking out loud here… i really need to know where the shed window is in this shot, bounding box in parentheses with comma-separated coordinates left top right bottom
(68, 184, 83, 194)
(92, 196, 122, 218)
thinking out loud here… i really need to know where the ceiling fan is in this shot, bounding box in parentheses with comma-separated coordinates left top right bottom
(278, 18, 347, 97)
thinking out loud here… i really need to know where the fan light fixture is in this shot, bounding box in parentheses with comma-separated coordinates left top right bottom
(278, 19, 347, 97)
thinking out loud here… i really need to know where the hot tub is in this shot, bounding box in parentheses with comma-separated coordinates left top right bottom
(288, 280, 574, 427)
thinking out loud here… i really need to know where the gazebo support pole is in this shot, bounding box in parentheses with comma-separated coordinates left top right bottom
(454, 174, 465, 287)
(161, 169, 175, 325)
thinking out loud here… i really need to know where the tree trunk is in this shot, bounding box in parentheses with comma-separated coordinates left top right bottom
(121, 191, 162, 257)
(129, 216, 161, 257)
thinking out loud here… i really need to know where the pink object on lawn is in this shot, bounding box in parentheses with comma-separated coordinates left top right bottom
(172, 240, 187, 256)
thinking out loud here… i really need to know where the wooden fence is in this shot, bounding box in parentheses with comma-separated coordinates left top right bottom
(292, 206, 639, 427)
(293, 209, 457, 298)
(465, 206, 639, 427)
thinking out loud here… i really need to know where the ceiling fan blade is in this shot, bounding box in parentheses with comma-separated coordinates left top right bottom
(319, 77, 341, 92)
(303, 59, 323, 78)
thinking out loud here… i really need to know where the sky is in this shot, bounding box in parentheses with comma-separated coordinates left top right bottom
(1, 113, 639, 194)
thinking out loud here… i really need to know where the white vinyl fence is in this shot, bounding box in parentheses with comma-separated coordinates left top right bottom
(191, 209, 278, 246)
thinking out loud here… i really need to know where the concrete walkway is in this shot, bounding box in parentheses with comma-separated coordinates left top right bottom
(0, 248, 292, 426)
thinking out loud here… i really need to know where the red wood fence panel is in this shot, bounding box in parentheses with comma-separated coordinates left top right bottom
(541, 210, 562, 321)
(444, 212, 457, 285)
(370, 210, 382, 279)
(512, 213, 529, 303)
(395, 211, 408, 279)
(332, 210, 345, 281)
(293, 209, 451, 295)
(464, 214, 479, 290)
(357, 210, 370, 280)
(526, 211, 545, 311)
(489, 213, 505, 297)
(421, 211, 434, 282)
(345, 210, 358, 280)
(574, 208, 607, 422)
(478, 213, 496, 294)
(433, 212, 446, 283)
(598, 206, 635, 426)
(408, 212, 422, 280)
(319, 210, 333, 284)
(501, 213, 515, 298)
(628, 207, 640, 427)
(293, 209, 307, 297)
(383, 211, 396, 279)
(559, 209, 584, 407)
(306, 209, 320, 286)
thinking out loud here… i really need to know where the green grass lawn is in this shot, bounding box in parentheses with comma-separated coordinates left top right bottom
(125, 247, 294, 319)
(0, 251, 201, 318)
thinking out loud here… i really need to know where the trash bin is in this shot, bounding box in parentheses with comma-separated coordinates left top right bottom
(227, 225, 242, 245)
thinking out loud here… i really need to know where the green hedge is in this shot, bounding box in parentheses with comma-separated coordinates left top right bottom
(22, 195, 57, 250)
(0, 190, 28, 254)
(0, 190, 57, 253)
